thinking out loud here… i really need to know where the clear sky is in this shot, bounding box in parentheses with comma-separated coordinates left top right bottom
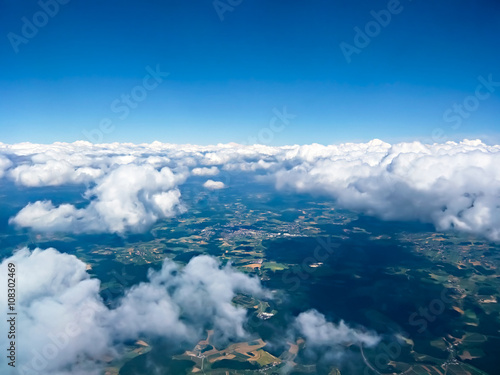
(1, 0, 499, 145)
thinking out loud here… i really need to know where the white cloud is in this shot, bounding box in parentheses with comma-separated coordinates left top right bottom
(0, 154, 12, 178)
(112, 254, 265, 344)
(9, 161, 103, 187)
(295, 309, 380, 348)
(191, 166, 219, 176)
(0, 248, 266, 375)
(203, 179, 226, 190)
(9, 201, 88, 233)
(10, 164, 186, 234)
(293, 309, 380, 365)
(0, 248, 111, 375)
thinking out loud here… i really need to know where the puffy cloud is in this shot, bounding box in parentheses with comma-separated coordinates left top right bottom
(0, 248, 266, 375)
(9, 201, 88, 233)
(0, 154, 12, 179)
(9, 161, 103, 187)
(203, 179, 226, 190)
(112, 254, 265, 344)
(0, 248, 111, 375)
(10, 164, 185, 234)
(294, 309, 380, 348)
(191, 166, 219, 176)
(292, 309, 380, 366)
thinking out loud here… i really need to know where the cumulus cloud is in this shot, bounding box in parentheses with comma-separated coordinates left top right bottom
(191, 166, 219, 176)
(10, 164, 186, 234)
(0, 154, 12, 178)
(293, 309, 380, 366)
(112, 254, 265, 344)
(0, 248, 266, 375)
(0, 248, 112, 375)
(203, 179, 226, 190)
(9, 161, 103, 187)
(295, 309, 379, 348)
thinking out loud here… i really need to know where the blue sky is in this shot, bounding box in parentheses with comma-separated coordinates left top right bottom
(1, 0, 499, 145)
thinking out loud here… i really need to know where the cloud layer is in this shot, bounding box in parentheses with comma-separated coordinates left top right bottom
(273, 139, 500, 240)
(1, 139, 499, 240)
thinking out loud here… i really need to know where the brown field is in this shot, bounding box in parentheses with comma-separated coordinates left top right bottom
(452, 306, 464, 314)
(198, 330, 214, 346)
(243, 263, 262, 269)
(459, 351, 480, 361)
(228, 338, 266, 354)
(209, 353, 236, 363)
(288, 342, 299, 355)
